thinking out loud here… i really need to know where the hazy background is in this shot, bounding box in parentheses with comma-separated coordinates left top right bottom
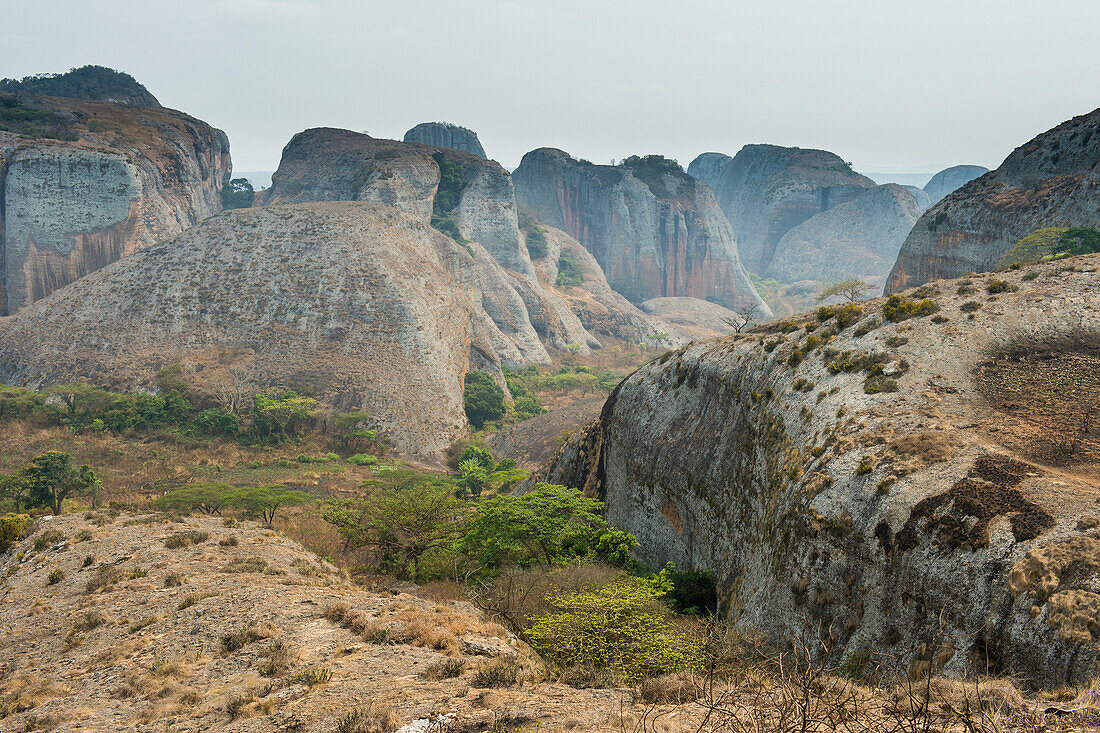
(4, 0, 1098, 177)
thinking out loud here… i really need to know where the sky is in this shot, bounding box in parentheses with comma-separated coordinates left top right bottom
(4, 0, 1099, 176)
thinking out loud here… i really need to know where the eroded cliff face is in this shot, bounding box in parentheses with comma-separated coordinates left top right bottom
(544, 257, 1100, 687)
(0, 93, 231, 314)
(513, 149, 766, 315)
(924, 164, 990, 204)
(688, 146, 876, 274)
(0, 203, 543, 462)
(765, 183, 923, 290)
(887, 109, 1100, 293)
(403, 121, 487, 159)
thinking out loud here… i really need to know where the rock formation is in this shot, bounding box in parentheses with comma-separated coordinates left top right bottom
(903, 184, 933, 212)
(543, 257, 1100, 686)
(403, 121, 487, 159)
(688, 146, 876, 273)
(923, 164, 990, 203)
(887, 109, 1100, 292)
(0, 203, 557, 461)
(0, 92, 230, 314)
(765, 184, 923, 289)
(0, 65, 161, 107)
(512, 150, 767, 315)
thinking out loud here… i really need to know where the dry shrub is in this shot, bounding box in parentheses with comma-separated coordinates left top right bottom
(472, 660, 521, 688)
(324, 601, 352, 623)
(70, 608, 111, 633)
(473, 564, 624, 630)
(259, 638, 297, 677)
(557, 665, 616, 689)
(423, 657, 467, 680)
(164, 530, 209, 549)
(219, 534, 239, 547)
(221, 619, 278, 653)
(417, 580, 469, 603)
(392, 615, 458, 652)
(226, 692, 256, 721)
(221, 555, 267, 573)
(84, 565, 120, 594)
(635, 671, 701, 704)
(335, 701, 401, 733)
(0, 673, 67, 716)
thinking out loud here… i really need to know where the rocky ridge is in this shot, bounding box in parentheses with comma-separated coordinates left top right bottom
(688, 146, 876, 274)
(887, 109, 1100, 292)
(0, 93, 231, 314)
(544, 255, 1100, 687)
(923, 164, 990, 204)
(403, 121, 487, 159)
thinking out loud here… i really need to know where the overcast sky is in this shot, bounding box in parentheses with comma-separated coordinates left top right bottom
(4, 0, 1099, 176)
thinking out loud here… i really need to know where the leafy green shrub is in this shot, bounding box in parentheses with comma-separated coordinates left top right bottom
(555, 252, 583, 287)
(221, 178, 255, 210)
(47, 568, 65, 585)
(853, 319, 878, 337)
(463, 372, 505, 429)
(347, 454, 378, 466)
(833, 303, 863, 328)
(194, 408, 239, 437)
(883, 294, 938, 322)
(527, 579, 701, 683)
(986, 279, 1015, 294)
(525, 224, 548, 260)
(1, 513, 32, 554)
(250, 389, 317, 444)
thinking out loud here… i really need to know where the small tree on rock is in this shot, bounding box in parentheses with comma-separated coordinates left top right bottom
(816, 278, 874, 303)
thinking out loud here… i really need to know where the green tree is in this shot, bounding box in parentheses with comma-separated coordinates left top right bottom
(816, 278, 874, 303)
(458, 483, 613, 571)
(250, 389, 318, 443)
(463, 372, 505, 430)
(221, 178, 255, 209)
(19, 451, 101, 515)
(229, 485, 311, 526)
(323, 469, 463, 580)
(153, 483, 238, 515)
(459, 458, 489, 497)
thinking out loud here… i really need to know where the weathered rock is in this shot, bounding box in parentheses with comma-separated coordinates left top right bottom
(403, 121, 487, 159)
(513, 150, 767, 315)
(688, 146, 876, 273)
(923, 164, 990, 203)
(903, 184, 934, 212)
(0, 93, 230, 314)
(887, 109, 1100, 292)
(542, 258, 1100, 686)
(0, 203, 559, 461)
(765, 184, 923, 289)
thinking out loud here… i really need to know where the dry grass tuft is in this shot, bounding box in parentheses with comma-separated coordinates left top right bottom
(334, 702, 401, 733)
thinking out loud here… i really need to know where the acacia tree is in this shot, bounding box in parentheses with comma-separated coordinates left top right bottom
(816, 278, 874, 303)
(20, 451, 101, 515)
(230, 485, 311, 527)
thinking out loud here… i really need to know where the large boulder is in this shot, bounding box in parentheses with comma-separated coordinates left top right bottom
(403, 122, 487, 159)
(0, 203, 550, 462)
(543, 257, 1100, 687)
(887, 108, 1100, 292)
(923, 164, 990, 204)
(513, 149, 767, 315)
(765, 184, 923, 289)
(688, 146, 876, 273)
(0, 92, 231, 315)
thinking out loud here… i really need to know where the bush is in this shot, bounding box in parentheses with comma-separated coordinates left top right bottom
(864, 376, 899, 394)
(47, 568, 65, 585)
(960, 300, 982, 313)
(194, 408, 239, 437)
(463, 372, 505, 429)
(221, 178, 254, 210)
(883, 295, 938, 322)
(833, 303, 863, 328)
(347, 454, 378, 466)
(471, 660, 521, 688)
(164, 530, 209, 549)
(525, 224, 548, 260)
(0, 513, 32, 554)
(527, 579, 701, 683)
(555, 252, 583, 287)
(423, 657, 467, 679)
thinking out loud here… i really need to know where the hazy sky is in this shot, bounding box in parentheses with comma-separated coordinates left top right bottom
(5, 0, 1099, 175)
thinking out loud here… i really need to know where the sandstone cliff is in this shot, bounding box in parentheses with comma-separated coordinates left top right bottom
(0, 92, 231, 314)
(765, 183, 923, 289)
(0, 203, 561, 461)
(513, 149, 767, 315)
(688, 146, 876, 273)
(544, 257, 1100, 686)
(923, 164, 990, 203)
(887, 109, 1100, 292)
(403, 121, 487, 159)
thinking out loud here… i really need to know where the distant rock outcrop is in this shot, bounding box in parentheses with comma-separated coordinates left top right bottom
(513, 149, 767, 315)
(403, 122, 487, 159)
(903, 185, 933, 212)
(923, 164, 990, 203)
(887, 109, 1100, 292)
(688, 146, 876, 273)
(0, 65, 161, 107)
(0, 203, 550, 461)
(765, 184, 923, 289)
(0, 92, 231, 315)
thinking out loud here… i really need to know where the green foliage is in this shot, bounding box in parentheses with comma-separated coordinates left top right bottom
(816, 278, 874, 303)
(459, 458, 489, 497)
(463, 372, 505, 430)
(0, 65, 151, 103)
(0, 94, 77, 140)
(194, 408, 239, 437)
(347, 453, 378, 466)
(0, 513, 31, 554)
(527, 578, 701, 683)
(323, 468, 462, 581)
(883, 294, 938, 322)
(250, 389, 317, 444)
(153, 483, 238, 515)
(231, 486, 311, 526)
(155, 484, 308, 526)
(555, 252, 583, 287)
(986, 278, 1014, 294)
(525, 223, 549, 260)
(430, 152, 469, 244)
(221, 178, 255, 210)
(997, 226, 1100, 268)
(863, 375, 899, 394)
(5, 452, 102, 515)
(459, 445, 495, 470)
(620, 155, 691, 200)
(511, 395, 547, 420)
(458, 483, 618, 571)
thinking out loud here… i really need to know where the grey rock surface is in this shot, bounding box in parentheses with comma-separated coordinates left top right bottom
(403, 121, 487, 159)
(923, 164, 990, 203)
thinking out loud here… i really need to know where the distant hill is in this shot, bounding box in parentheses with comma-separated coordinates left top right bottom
(0, 65, 160, 107)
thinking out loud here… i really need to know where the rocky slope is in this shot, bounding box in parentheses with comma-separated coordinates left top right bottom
(923, 164, 990, 203)
(0, 512, 674, 732)
(403, 121, 487, 158)
(513, 150, 767, 315)
(688, 146, 876, 274)
(0, 92, 231, 314)
(0, 203, 557, 461)
(887, 109, 1100, 292)
(543, 255, 1100, 687)
(765, 184, 924, 289)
